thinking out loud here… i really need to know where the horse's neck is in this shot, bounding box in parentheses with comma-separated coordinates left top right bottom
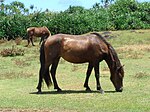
(105, 56, 115, 75)
(105, 46, 121, 75)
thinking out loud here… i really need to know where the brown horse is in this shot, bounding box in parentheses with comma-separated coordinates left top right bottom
(26, 26, 51, 46)
(36, 33, 124, 94)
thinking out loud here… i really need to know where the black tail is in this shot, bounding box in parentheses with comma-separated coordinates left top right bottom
(40, 41, 52, 88)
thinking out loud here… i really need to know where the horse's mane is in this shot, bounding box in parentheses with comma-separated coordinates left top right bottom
(91, 32, 121, 69)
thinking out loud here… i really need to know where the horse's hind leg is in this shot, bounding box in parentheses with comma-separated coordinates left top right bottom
(50, 58, 62, 92)
(36, 66, 44, 93)
(84, 63, 93, 91)
(94, 63, 104, 94)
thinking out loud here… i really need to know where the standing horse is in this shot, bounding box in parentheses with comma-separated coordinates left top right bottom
(37, 33, 124, 94)
(26, 26, 51, 46)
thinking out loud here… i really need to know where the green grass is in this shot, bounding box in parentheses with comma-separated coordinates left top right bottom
(0, 30, 150, 112)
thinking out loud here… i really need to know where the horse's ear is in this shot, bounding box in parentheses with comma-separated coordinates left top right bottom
(117, 65, 125, 77)
(117, 66, 121, 71)
(117, 65, 124, 71)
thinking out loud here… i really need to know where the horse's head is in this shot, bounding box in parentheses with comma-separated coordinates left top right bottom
(110, 65, 124, 92)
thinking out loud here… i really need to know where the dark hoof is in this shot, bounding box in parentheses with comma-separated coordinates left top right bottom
(116, 89, 123, 92)
(99, 89, 105, 94)
(85, 88, 92, 92)
(37, 91, 42, 94)
(57, 88, 62, 92)
(116, 87, 123, 92)
(36, 87, 42, 94)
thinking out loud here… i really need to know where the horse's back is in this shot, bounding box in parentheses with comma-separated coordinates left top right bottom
(45, 34, 108, 63)
(27, 26, 50, 37)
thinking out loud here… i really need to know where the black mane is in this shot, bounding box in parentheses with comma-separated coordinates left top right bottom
(91, 32, 122, 70)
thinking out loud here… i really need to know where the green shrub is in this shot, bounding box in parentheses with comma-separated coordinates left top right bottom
(0, 0, 150, 39)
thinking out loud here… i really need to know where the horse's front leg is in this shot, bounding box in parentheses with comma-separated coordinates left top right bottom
(84, 63, 93, 91)
(50, 58, 61, 92)
(94, 63, 104, 94)
(31, 37, 35, 46)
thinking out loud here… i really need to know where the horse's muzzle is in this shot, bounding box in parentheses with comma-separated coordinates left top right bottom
(116, 87, 123, 92)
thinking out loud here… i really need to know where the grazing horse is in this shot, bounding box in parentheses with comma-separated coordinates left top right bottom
(36, 33, 124, 94)
(26, 26, 51, 46)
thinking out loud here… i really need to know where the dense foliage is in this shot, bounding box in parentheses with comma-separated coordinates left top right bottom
(0, 0, 150, 39)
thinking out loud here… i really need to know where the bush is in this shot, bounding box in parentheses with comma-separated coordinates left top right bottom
(0, 46, 24, 57)
(108, 0, 150, 30)
(0, 0, 150, 39)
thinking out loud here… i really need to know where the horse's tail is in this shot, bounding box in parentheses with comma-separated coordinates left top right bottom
(26, 29, 30, 46)
(40, 41, 52, 88)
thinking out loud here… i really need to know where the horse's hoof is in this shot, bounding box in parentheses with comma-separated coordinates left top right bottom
(57, 88, 62, 92)
(37, 91, 42, 94)
(99, 89, 105, 94)
(86, 88, 92, 92)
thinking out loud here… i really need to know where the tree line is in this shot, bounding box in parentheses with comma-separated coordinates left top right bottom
(0, 0, 150, 40)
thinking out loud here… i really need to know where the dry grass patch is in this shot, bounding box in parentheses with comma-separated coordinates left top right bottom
(0, 46, 24, 57)
(15, 37, 22, 45)
(0, 71, 34, 80)
(116, 44, 150, 59)
(135, 71, 150, 78)
(117, 45, 150, 52)
(0, 39, 7, 44)
(12, 58, 31, 67)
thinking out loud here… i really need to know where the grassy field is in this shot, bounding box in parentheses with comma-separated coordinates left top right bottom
(0, 30, 150, 112)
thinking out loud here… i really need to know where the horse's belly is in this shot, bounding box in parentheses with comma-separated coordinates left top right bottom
(61, 53, 89, 63)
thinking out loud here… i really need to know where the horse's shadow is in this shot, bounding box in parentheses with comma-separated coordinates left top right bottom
(30, 90, 116, 95)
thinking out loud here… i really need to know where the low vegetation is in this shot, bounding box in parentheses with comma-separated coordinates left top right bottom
(0, 46, 24, 57)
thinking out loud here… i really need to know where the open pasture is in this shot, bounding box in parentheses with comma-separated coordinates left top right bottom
(0, 30, 150, 112)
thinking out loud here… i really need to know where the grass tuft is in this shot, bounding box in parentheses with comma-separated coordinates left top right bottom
(0, 38, 7, 44)
(135, 72, 150, 79)
(116, 45, 150, 59)
(0, 46, 24, 57)
(15, 37, 22, 45)
(13, 58, 31, 67)
(0, 71, 34, 80)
